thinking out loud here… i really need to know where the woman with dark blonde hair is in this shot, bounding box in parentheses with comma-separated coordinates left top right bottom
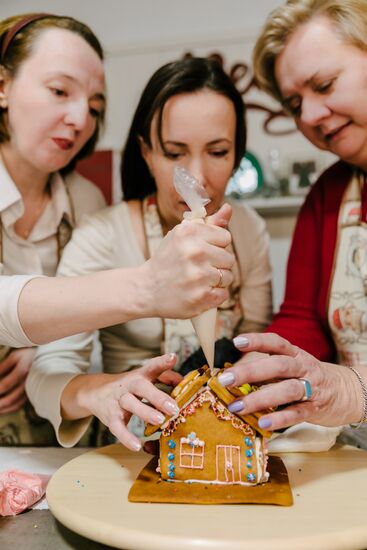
(219, 0, 367, 435)
(0, 13, 106, 445)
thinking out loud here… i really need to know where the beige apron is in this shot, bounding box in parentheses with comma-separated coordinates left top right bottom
(328, 172, 367, 367)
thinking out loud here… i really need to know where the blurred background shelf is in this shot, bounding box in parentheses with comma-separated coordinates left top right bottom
(232, 194, 306, 312)
(237, 194, 305, 217)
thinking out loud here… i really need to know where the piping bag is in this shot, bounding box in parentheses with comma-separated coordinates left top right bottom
(173, 166, 217, 375)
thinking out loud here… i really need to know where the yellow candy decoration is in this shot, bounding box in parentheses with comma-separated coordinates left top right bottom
(238, 383, 253, 395)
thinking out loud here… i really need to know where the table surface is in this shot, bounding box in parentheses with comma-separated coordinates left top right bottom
(0, 446, 114, 550)
(0, 509, 114, 550)
(40, 443, 367, 550)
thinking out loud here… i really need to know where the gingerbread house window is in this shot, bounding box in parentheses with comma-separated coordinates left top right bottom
(179, 431, 205, 469)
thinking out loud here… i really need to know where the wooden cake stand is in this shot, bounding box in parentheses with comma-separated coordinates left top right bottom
(47, 443, 367, 550)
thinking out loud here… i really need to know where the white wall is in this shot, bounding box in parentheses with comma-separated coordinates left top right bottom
(0, 0, 332, 169)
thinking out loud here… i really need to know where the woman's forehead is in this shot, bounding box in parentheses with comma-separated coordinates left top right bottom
(275, 19, 342, 93)
(15, 27, 105, 86)
(22, 27, 101, 69)
(158, 92, 236, 142)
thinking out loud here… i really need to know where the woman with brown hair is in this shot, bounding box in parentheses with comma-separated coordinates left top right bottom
(27, 57, 272, 452)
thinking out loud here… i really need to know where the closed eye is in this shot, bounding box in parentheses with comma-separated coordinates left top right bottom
(164, 151, 183, 160)
(315, 80, 334, 94)
(209, 150, 229, 157)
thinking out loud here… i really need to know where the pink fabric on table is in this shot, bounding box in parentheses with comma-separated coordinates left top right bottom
(0, 469, 50, 516)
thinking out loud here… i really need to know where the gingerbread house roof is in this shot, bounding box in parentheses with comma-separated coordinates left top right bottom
(145, 365, 272, 438)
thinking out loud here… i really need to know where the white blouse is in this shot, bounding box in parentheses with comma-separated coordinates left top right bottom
(0, 158, 106, 347)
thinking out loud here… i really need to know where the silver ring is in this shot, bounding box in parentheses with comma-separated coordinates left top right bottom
(299, 378, 313, 401)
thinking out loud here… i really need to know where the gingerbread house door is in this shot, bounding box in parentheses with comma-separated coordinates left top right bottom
(216, 445, 242, 483)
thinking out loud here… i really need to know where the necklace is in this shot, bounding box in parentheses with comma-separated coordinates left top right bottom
(0, 180, 75, 264)
(14, 191, 50, 239)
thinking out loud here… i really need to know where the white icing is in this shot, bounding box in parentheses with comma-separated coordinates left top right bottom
(255, 436, 269, 482)
(180, 436, 204, 447)
(168, 478, 257, 486)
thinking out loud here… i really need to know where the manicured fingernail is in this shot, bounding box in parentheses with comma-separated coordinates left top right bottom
(167, 353, 176, 363)
(258, 418, 272, 429)
(233, 336, 249, 349)
(164, 400, 180, 415)
(130, 440, 142, 451)
(153, 412, 166, 424)
(218, 371, 235, 386)
(228, 399, 245, 414)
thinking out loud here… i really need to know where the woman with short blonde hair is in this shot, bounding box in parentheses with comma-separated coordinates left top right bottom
(220, 0, 367, 436)
(253, 0, 367, 104)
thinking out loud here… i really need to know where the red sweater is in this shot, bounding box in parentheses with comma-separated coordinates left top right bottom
(267, 161, 367, 361)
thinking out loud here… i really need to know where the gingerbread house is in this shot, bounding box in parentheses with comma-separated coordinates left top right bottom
(145, 365, 271, 486)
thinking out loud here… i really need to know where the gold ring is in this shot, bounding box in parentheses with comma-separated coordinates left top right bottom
(214, 268, 224, 288)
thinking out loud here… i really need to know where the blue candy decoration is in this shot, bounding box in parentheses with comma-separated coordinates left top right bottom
(246, 460, 252, 468)
(247, 473, 256, 482)
(168, 453, 175, 461)
(168, 440, 176, 449)
(168, 471, 175, 479)
(168, 463, 175, 471)
(245, 449, 253, 457)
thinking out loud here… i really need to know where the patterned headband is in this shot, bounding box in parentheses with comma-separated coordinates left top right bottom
(0, 13, 51, 62)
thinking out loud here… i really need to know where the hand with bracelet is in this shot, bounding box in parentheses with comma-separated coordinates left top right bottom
(218, 333, 367, 431)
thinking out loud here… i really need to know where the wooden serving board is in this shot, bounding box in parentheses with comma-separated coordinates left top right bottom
(46, 444, 367, 550)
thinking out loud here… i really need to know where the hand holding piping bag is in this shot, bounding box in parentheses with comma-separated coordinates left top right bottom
(173, 166, 217, 374)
